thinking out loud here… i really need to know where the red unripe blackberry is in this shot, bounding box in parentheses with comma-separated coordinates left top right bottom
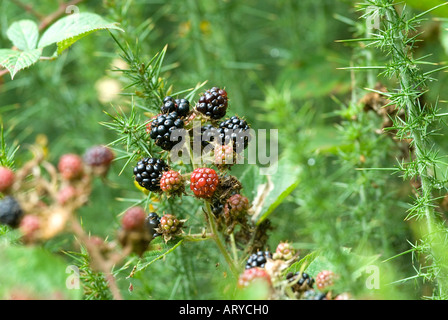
(83, 145, 114, 168)
(315, 270, 336, 291)
(149, 112, 185, 151)
(224, 193, 250, 218)
(237, 267, 272, 289)
(133, 157, 170, 192)
(0, 167, 15, 193)
(214, 144, 236, 165)
(19, 214, 40, 239)
(58, 154, 84, 180)
(245, 250, 272, 269)
(195, 87, 228, 120)
(0, 196, 23, 228)
(160, 170, 184, 194)
(57, 185, 78, 205)
(190, 167, 219, 198)
(122, 206, 147, 231)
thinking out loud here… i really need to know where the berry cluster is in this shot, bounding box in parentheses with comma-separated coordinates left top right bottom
(235, 241, 351, 300)
(0, 144, 115, 244)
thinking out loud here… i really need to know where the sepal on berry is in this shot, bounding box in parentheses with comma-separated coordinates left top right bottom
(155, 213, 186, 243)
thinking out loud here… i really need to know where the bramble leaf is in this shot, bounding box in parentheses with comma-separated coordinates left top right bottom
(37, 12, 124, 55)
(6, 19, 39, 51)
(0, 48, 42, 79)
(250, 159, 301, 224)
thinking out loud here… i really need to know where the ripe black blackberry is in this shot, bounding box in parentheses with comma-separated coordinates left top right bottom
(0, 196, 24, 228)
(218, 116, 251, 151)
(245, 250, 272, 269)
(149, 112, 185, 151)
(196, 87, 228, 120)
(211, 199, 224, 216)
(200, 124, 219, 148)
(286, 272, 315, 294)
(146, 212, 162, 238)
(161, 96, 190, 118)
(133, 157, 169, 192)
(302, 289, 328, 300)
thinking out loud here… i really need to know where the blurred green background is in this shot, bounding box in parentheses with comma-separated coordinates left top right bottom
(2, 0, 448, 300)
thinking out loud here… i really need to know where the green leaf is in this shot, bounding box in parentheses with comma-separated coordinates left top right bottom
(0, 48, 42, 79)
(37, 12, 124, 55)
(250, 159, 301, 224)
(285, 250, 320, 275)
(0, 245, 82, 299)
(6, 19, 39, 51)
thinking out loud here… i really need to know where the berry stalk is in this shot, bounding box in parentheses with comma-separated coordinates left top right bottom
(204, 201, 239, 277)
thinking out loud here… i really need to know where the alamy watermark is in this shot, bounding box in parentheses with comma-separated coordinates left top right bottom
(162, 120, 279, 175)
(366, 5, 380, 31)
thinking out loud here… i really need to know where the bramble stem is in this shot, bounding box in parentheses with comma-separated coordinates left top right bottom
(204, 201, 239, 278)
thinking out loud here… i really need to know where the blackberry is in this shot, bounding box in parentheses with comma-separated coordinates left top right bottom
(190, 167, 219, 198)
(133, 157, 169, 192)
(302, 289, 328, 300)
(286, 272, 315, 294)
(83, 145, 114, 168)
(0, 196, 23, 228)
(211, 199, 224, 216)
(0, 167, 15, 193)
(146, 212, 161, 238)
(161, 96, 190, 118)
(196, 87, 228, 120)
(245, 250, 272, 269)
(58, 154, 84, 180)
(237, 267, 272, 290)
(218, 116, 251, 151)
(315, 270, 336, 291)
(200, 124, 219, 148)
(224, 193, 250, 219)
(122, 206, 147, 231)
(157, 213, 185, 242)
(149, 112, 185, 151)
(175, 98, 191, 117)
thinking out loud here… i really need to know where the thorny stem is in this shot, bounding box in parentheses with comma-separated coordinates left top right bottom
(383, 6, 436, 237)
